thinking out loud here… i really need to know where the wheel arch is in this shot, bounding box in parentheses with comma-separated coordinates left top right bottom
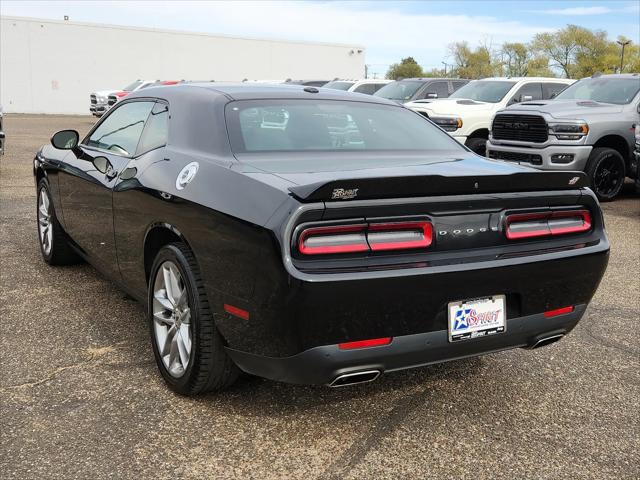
(593, 135, 631, 167)
(467, 128, 490, 139)
(143, 223, 196, 284)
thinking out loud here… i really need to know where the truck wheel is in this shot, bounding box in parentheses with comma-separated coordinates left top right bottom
(585, 148, 626, 201)
(37, 179, 81, 265)
(465, 137, 487, 156)
(148, 243, 240, 395)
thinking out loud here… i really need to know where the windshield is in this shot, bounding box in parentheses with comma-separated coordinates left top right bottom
(449, 81, 516, 103)
(226, 100, 464, 153)
(555, 77, 640, 105)
(122, 80, 143, 92)
(374, 81, 424, 101)
(324, 81, 355, 91)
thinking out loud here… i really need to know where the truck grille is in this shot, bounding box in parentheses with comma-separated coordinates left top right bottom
(108, 96, 117, 106)
(488, 150, 542, 165)
(492, 114, 548, 143)
(90, 95, 97, 105)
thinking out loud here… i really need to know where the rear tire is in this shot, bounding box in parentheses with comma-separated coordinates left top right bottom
(585, 147, 626, 201)
(148, 243, 239, 395)
(465, 137, 487, 156)
(37, 178, 81, 265)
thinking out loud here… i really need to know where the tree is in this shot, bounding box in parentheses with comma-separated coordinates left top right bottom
(386, 57, 423, 80)
(448, 41, 500, 79)
(500, 42, 530, 76)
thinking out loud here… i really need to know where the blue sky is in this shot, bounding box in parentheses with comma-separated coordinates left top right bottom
(2, 1, 639, 78)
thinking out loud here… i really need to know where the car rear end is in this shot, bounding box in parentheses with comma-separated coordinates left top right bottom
(217, 92, 609, 386)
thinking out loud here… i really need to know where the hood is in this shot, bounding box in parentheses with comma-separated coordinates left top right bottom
(405, 98, 495, 115)
(233, 151, 588, 201)
(504, 99, 624, 119)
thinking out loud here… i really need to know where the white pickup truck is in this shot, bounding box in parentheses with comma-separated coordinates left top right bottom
(405, 77, 575, 154)
(89, 79, 157, 117)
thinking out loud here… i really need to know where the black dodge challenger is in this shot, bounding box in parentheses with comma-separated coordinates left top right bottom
(34, 83, 609, 394)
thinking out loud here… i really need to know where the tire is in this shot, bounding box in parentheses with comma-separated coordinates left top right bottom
(148, 243, 239, 395)
(585, 147, 626, 201)
(36, 178, 81, 265)
(465, 137, 487, 156)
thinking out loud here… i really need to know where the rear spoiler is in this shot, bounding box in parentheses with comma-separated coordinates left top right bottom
(288, 171, 589, 202)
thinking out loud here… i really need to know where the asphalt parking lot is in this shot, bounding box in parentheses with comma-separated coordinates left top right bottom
(1, 113, 639, 479)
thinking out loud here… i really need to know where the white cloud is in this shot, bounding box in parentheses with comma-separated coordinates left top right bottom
(535, 6, 613, 15)
(0, 0, 553, 74)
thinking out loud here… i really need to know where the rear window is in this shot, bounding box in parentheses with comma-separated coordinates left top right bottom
(226, 100, 464, 153)
(324, 81, 355, 91)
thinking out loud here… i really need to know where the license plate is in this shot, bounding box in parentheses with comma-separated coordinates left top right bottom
(448, 295, 506, 342)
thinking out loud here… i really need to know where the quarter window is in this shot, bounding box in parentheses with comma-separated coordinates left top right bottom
(86, 101, 154, 156)
(137, 102, 169, 154)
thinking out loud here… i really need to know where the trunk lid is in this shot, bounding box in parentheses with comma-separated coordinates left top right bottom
(235, 151, 588, 202)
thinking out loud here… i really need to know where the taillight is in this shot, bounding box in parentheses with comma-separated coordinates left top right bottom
(298, 224, 368, 255)
(505, 210, 591, 240)
(368, 221, 433, 251)
(297, 220, 433, 255)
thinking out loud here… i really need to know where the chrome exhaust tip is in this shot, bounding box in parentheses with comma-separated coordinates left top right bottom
(530, 333, 565, 349)
(328, 370, 381, 387)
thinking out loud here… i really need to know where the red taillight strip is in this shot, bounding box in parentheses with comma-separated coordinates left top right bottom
(368, 221, 433, 251)
(298, 224, 368, 255)
(544, 306, 574, 318)
(338, 337, 392, 350)
(224, 304, 250, 320)
(505, 210, 591, 240)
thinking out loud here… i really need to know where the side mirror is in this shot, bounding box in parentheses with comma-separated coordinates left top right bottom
(51, 130, 79, 150)
(426, 92, 438, 99)
(550, 92, 559, 99)
(520, 94, 533, 102)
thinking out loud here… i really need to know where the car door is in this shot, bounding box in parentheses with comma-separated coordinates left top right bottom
(57, 99, 155, 275)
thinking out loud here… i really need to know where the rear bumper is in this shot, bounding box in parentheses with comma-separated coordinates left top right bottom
(226, 304, 587, 385)
(487, 141, 592, 171)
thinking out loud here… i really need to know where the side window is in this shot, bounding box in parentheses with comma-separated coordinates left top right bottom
(510, 83, 543, 104)
(452, 80, 467, 92)
(543, 83, 569, 99)
(86, 101, 154, 156)
(353, 83, 377, 95)
(422, 81, 449, 99)
(137, 102, 169, 154)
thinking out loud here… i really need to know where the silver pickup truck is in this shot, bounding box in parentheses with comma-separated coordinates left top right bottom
(487, 74, 640, 200)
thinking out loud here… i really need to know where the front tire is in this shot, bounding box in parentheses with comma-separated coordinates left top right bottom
(37, 178, 80, 265)
(148, 243, 239, 395)
(585, 147, 626, 201)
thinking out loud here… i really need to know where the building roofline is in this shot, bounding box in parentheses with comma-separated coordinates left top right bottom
(1, 15, 366, 50)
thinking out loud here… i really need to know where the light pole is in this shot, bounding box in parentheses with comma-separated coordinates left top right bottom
(617, 40, 631, 73)
(441, 62, 449, 75)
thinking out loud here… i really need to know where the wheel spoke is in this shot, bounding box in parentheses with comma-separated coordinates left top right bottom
(153, 311, 174, 326)
(177, 332, 189, 368)
(178, 323, 191, 354)
(154, 291, 174, 312)
(168, 334, 180, 371)
(167, 266, 182, 305)
(161, 325, 177, 356)
(162, 266, 175, 306)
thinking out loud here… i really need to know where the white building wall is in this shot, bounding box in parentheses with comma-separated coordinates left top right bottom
(0, 16, 365, 114)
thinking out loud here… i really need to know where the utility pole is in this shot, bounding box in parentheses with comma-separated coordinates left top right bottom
(617, 40, 631, 73)
(441, 62, 448, 75)
(365, 64, 369, 79)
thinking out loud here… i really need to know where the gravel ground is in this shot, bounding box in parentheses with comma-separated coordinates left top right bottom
(1, 114, 639, 480)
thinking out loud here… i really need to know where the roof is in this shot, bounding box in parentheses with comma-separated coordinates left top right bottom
(584, 73, 640, 79)
(128, 82, 400, 105)
(398, 78, 469, 82)
(475, 77, 574, 82)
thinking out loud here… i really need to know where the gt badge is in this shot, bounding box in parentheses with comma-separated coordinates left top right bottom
(331, 188, 359, 200)
(176, 162, 199, 190)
